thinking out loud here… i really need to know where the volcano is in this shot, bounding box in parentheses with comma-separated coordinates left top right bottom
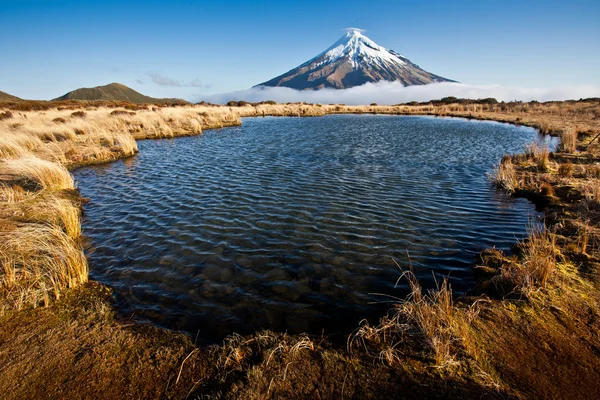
(256, 30, 454, 90)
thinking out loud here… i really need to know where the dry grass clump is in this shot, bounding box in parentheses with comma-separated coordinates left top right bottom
(0, 132, 43, 159)
(2, 155, 74, 191)
(350, 267, 470, 368)
(526, 142, 550, 172)
(0, 224, 88, 314)
(584, 164, 600, 179)
(0, 111, 14, 121)
(95, 132, 138, 156)
(558, 162, 574, 178)
(70, 111, 86, 118)
(500, 226, 557, 296)
(216, 331, 315, 373)
(17, 194, 82, 239)
(577, 221, 591, 255)
(583, 180, 600, 209)
(490, 157, 519, 193)
(110, 109, 136, 116)
(561, 128, 578, 153)
(0, 185, 29, 202)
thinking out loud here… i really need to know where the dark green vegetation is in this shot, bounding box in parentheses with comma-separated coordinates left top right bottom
(53, 82, 189, 104)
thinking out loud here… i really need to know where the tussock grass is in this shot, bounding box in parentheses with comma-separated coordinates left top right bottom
(17, 194, 81, 239)
(500, 226, 557, 296)
(558, 162, 574, 178)
(0, 111, 13, 121)
(216, 331, 315, 372)
(526, 142, 550, 172)
(2, 155, 74, 191)
(583, 180, 600, 209)
(350, 265, 470, 368)
(0, 132, 43, 159)
(490, 157, 518, 193)
(561, 128, 578, 153)
(577, 220, 590, 255)
(0, 224, 88, 314)
(0, 184, 29, 202)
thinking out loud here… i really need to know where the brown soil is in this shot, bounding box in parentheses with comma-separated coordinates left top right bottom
(0, 283, 508, 400)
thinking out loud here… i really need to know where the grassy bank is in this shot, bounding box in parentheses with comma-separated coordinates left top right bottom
(0, 99, 599, 398)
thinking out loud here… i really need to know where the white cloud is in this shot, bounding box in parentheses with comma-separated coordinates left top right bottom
(199, 82, 600, 105)
(148, 72, 211, 88)
(344, 27, 366, 33)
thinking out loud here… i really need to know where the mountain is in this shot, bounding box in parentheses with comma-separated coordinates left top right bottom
(53, 83, 188, 104)
(257, 30, 454, 90)
(0, 90, 23, 101)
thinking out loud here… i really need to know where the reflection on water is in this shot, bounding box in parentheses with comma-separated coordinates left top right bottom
(74, 115, 550, 342)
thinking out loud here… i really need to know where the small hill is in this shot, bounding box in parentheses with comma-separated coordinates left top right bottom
(53, 83, 188, 104)
(0, 90, 23, 102)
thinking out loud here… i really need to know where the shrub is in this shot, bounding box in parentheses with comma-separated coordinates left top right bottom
(110, 110, 136, 116)
(557, 162, 573, 177)
(0, 111, 14, 121)
(70, 111, 86, 118)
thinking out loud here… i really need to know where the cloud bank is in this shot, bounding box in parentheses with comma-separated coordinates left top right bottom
(199, 82, 600, 105)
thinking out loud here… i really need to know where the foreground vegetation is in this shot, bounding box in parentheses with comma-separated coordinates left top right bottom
(0, 99, 599, 398)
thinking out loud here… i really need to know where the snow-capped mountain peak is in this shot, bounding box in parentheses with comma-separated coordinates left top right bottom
(257, 30, 454, 90)
(307, 30, 406, 70)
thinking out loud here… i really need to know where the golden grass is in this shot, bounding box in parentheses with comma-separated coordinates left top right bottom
(558, 162, 574, 178)
(584, 179, 600, 209)
(216, 331, 315, 372)
(2, 155, 74, 191)
(500, 225, 557, 296)
(0, 224, 87, 314)
(561, 128, 578, 153)
(18, 194, 81, 239)
(577, 220, 590, 255)
(490, 157, 519, 193)
(526, 142, 550, 172)
(0, 132, 43, 159)
(350, 265, 469, 368)
(0, 184, 29, 202)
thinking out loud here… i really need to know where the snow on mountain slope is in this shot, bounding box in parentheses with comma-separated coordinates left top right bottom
(305, 30, 406, 69)
(257, 30, 454, 90)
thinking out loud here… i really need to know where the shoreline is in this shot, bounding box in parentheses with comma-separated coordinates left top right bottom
(1, 100, 599, 398)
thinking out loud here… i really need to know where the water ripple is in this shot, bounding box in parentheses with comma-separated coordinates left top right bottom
(74, 115, 550, 342)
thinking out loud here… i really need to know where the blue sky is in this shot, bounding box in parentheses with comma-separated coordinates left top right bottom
(1, 0, 599, 101)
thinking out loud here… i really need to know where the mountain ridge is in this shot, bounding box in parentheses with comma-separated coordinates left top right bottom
(257, 30, 454, 90)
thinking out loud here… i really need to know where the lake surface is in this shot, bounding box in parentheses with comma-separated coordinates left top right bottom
(74, 115, 548, 342)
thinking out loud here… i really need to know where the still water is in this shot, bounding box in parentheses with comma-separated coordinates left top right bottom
(74, 115, 548, 342)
